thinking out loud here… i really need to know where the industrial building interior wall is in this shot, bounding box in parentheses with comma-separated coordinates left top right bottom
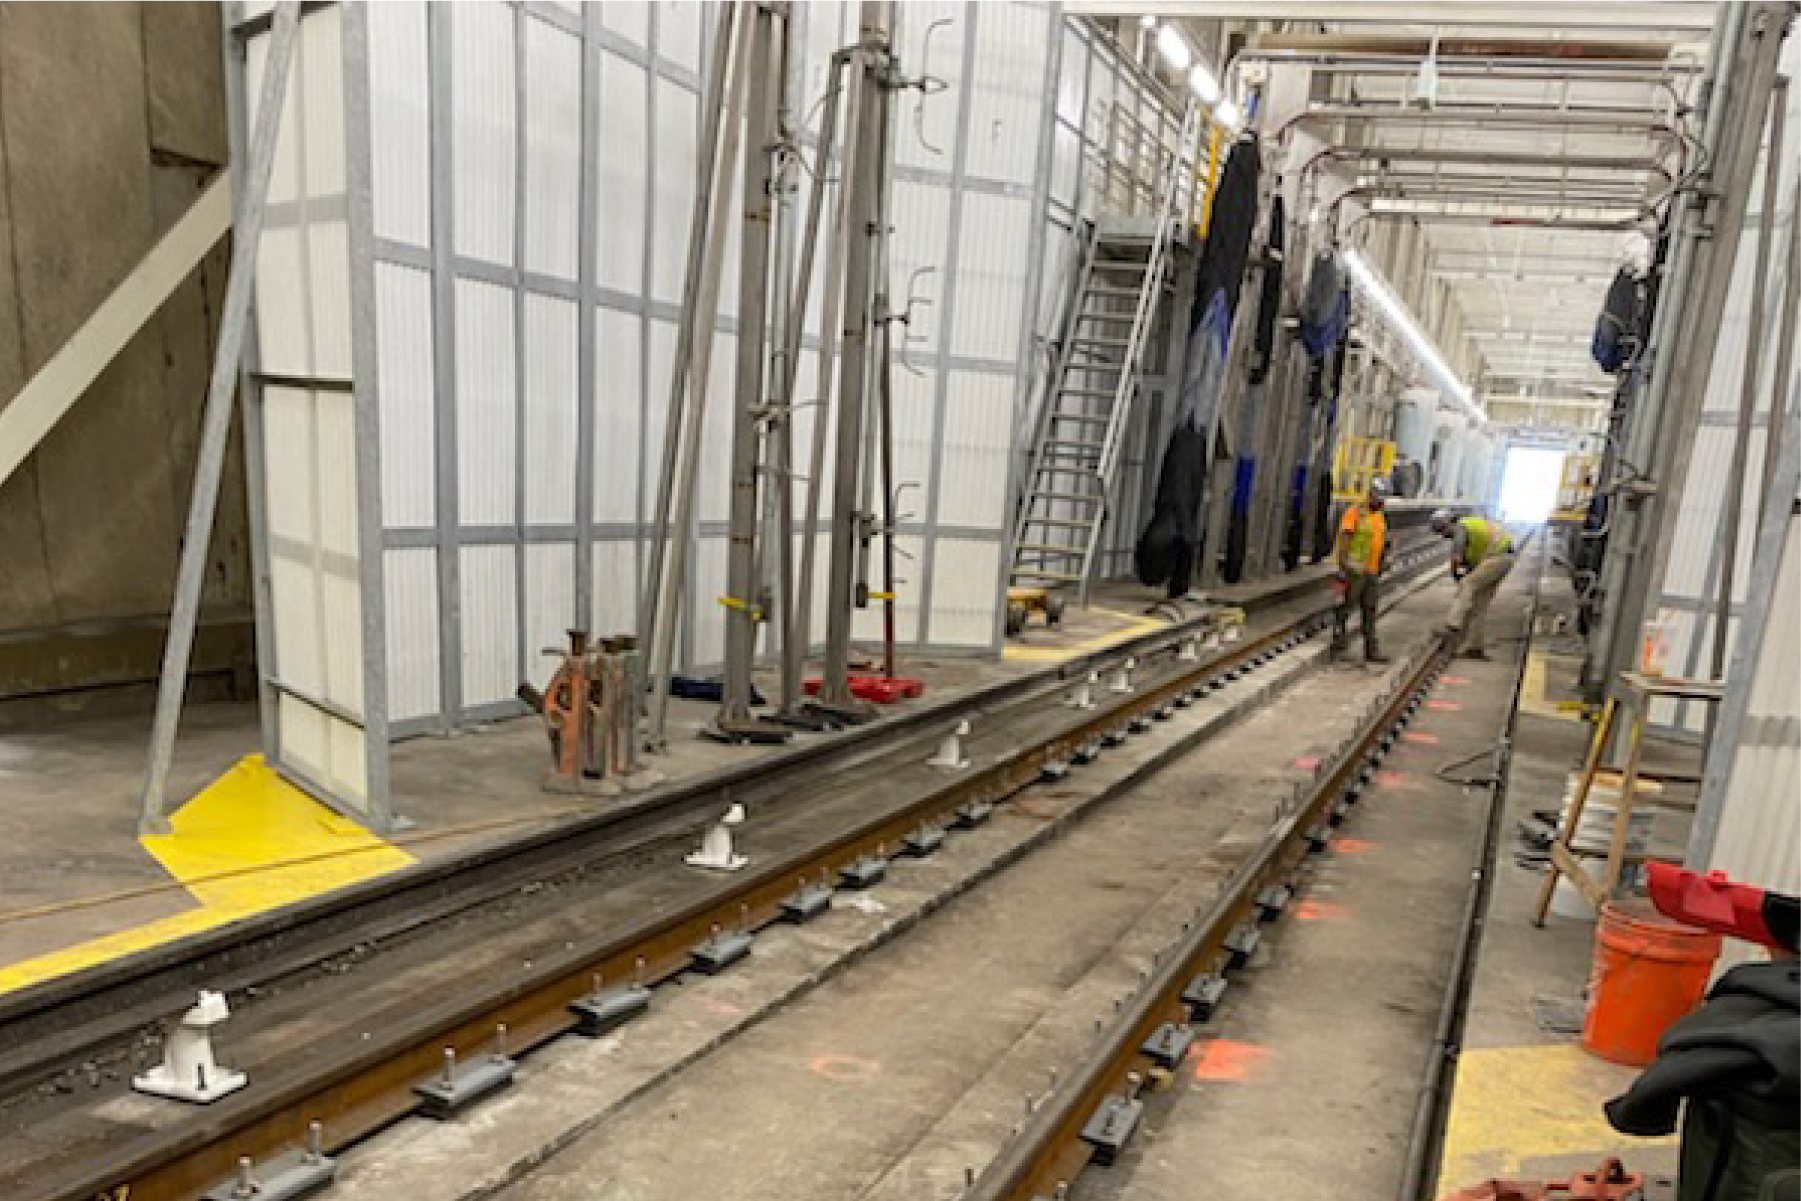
(1646, 36, 1801, 737)
(286, 0, 1062, 740)
(0, 3, 245, 708)
(242, 3, 377, 813)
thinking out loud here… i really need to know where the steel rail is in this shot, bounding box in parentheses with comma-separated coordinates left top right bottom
(0, 566, 1346, 1099)
(964, 633, 1455, 1201)
(18, 545, 1445, 1201)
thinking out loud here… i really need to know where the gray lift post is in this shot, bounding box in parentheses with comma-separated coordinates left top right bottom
(713, 1, 790, 743)
(760, 11, 802, 718)
(815, 2, 893, 719)
(645, 8, 752, 748)
(138, 1, 301, 836)
(640, 9, 740, 685)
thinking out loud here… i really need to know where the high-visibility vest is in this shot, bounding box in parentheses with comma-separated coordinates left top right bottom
(1340, 504, 1386, 573)
(1459, 516, 1511, 567)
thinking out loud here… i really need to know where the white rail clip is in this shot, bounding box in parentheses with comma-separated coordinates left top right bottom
(1110, 657, 1136, 694)
(686, 803, 749, 871)
(929, 718, 972, 770)
(1178, 636, 1199, 663)
(133, 989, 248, 1104)
(1066, 671, 1098, 710)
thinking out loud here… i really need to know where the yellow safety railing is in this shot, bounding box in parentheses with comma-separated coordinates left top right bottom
(1552, 452, 1599, 523)
(1332, 436, 1397, 501)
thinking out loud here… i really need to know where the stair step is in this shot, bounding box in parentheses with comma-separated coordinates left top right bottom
(1056, 386, 1124, 398)
(1086, 285, 1150, 296)
(1023, 516, 1095, 529)
(1011, 568, 1085, 583)
(1029, 489, 1103, 504)
(1060, 362, 1125, 375)
(1045, 439, 1105, 451)
(1015, 542, 1086, 556)
(1048, 412, 1110, 423)
(1073, 336, 1132, 348)
(1077, 310, 1138, 321)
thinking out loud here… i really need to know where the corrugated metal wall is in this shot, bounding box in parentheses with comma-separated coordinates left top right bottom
(1649, 36, 1801, 737)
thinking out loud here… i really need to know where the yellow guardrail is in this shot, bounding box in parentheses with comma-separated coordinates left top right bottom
(1332, 436, 1397, 501)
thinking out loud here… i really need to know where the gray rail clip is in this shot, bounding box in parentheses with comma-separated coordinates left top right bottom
(1072, 741, 1102, 764)
(1181, 972, 1228, 1020)
(1039, 758, 1072, 781)
(1080, 1094, 1144, 1164)
(781, 882, 833, 922)
(1129, 714, 1154, 734)
(415, 1047, 515, 1119)
(1256, 884, 1292, 921)
(902, 824, 946, 857)
(1224, 924, 1262, 970)
(951, 800, 994, 828)
(1172, 691, 1194, 709)
(1305, 823, 1332, 852)
(1153, 704, 1174, 721)
(690, 929, 754, 974)
(1142, 1021, 1195, 1069)
(1103, 727, 1129, 747)
(838, 854, 889, 889)
(569, 983, 651, 1036)
(202, 1147, 336, 1201)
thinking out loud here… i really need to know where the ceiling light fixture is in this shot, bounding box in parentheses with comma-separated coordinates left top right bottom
(1342, 248, 1484, 424)
(1189, 63, 1220, 104)
(1155, 23, 1191, 72)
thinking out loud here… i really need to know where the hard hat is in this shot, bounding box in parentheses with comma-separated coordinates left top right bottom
(1430, 508, 1454, 533)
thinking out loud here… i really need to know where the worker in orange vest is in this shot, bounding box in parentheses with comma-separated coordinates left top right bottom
(1331, 478, 1391, 664)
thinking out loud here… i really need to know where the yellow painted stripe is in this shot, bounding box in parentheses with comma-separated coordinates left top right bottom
(1438, 1044, 1676, 1187)
(1519, 650, 1582, 723)
(1004, 611, 1169, 662)
(0, 756, 413, 995)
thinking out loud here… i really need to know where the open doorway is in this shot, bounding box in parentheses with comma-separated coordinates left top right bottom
(1497, 445, 1566, 523)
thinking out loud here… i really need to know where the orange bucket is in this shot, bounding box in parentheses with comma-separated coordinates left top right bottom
(1582, 898, 1721, 1066)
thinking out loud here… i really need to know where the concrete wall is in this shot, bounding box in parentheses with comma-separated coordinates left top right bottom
(0, 2, 249, 709)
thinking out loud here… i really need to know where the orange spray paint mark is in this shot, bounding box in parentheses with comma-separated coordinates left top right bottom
(1376, 770, 1414, 790)
(1293, 755, 1322, 772)
(1402, 730, 1441, 745)
(809, 1053, 882, 1083)
(1188, 1038, 1270, 1082)
(1439, 675, 1473, 685)
(1330, 837, 1377, 853)
(1427, 699, 1463, 711)
(1293, 898, 1348, 921)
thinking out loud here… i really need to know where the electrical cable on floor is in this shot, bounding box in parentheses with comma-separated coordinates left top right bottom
(1435, 743, 1503, 787)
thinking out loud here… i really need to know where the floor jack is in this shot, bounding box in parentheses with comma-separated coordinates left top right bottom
(519, 630, 661, 795)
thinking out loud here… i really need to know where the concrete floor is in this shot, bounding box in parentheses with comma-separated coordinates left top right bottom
(0, 571, 1324, 984)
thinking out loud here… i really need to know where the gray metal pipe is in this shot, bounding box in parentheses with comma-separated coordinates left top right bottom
(1759, 168, 1801, 524)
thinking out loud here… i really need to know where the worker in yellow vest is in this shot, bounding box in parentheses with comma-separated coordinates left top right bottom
(1331, 478, 1392, 663)
(1431, 509, 1515, 659)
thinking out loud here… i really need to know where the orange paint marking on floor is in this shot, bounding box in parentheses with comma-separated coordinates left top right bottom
(1427, 699, 1464, 711)
(1188, 1038, 1270, 1083)
(1329, 837, 1377, 853)
(1376, 769, 1415, 790)
(1439, 675, 1472, 685)
(1292, 755, 1321, 772)
(1292, 898, 1348, 921)
(1402, 730, 1441, 745)
(809, 1053, 882, 1083)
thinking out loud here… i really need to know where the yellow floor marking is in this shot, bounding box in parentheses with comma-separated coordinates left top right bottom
(1003, 610, 1169, 662)
(0, 756, 414, 995)
(1437, 1044, 1676, 1187)
(1520, 650, 1583, 723)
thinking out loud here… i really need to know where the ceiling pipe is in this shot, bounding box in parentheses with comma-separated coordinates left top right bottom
(1295, 103, 1680, 131)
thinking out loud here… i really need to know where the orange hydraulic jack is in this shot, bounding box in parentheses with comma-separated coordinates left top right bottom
(519, 630, 660, 796)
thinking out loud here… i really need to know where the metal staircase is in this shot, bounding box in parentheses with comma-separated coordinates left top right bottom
(1009, 105, 1193, 605)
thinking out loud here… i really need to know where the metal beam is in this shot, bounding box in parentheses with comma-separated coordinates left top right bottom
(138, 1, 300, 835)
(1069, 2, 1719, 32)
(0, 175, 231, 489)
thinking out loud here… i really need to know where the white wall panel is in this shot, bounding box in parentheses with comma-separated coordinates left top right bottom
(650, 78, 697, 304)
(595, 56, 649, 293)
(278, 697, 368, 809)
(590, 542, 639, 636)
(523, 17, 582, 279)
(643, 317, 677, 513)
(657, 0, 704, 72)
(368, 1, 431, 246)
(600, 0, 649, 46)
(936, 371, 1015, 530)
(383, 547, 440, 722)
(306, 219, 355, 377)
(375, 263, 435, 527)
(452, 2, 517, 266)
(460, 545, 518, 707)
(455, 279, 517, 524)
(966, 3, 1048, 186)
(929, 538, 1003, 646)
(594, 306, 643, 523)
(524, 543, 577, 692)
(523, 294, 579, 525)
(889, 182, 952, 354)
(952, 191, 1032, 362)
(690, 535, 729, 669)
(253, 228, 309, 377)
(298, 7, 348, 196)
(697, 330, 735, 524)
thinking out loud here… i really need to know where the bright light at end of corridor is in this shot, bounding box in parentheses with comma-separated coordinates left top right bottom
(1498, 446, 1565, 524)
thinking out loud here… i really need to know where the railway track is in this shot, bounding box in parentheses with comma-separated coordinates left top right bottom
(3, 543, 1446, 1201)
